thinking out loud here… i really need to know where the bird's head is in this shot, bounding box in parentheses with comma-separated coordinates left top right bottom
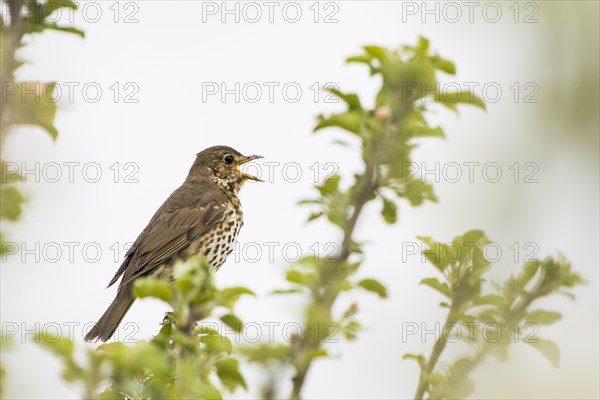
(189, 145, 263, 192)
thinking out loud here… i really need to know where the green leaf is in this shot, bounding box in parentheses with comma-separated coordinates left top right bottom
(402, 353, 426, 368)
(46, 24, 85, 38)
(563, 271, 585, 288)
(526, 310, 562, 325)
(527, 337, 560, 367)
(435, 90, 486, 111)
(307, 212, 324, 222)
(346, 54, 372, 64)
(286, 269, 316, 288)
(474, 294, 505, 308)
(152, 320, 174, 347)
(0, 185, 24, 221)
(380, 197, 397, 224)
(194, 381, 223, 400)
(220, 314, 243, 333)
(404, 179, 438, 206)
(428, 371, 446, 388)
(414, 36, 430, 55)
(1, 163, 22, 184)
(307, 348, 328, 360)
(341, 303, 359, 319)
(95, 388, 121, 400)
(271, 288, 303, 295)
(423, 250, 449, 273)
(100, 341, 170, 379)
(216, 358, 247, 391)
(175, 274, 194, 294)
(200, 332, 233, 355)
(324, 87, 363, 110)
(448, 357, 473, 375)
(431, 57, 456, 74)
(314, 112, 364, 136)
(518, 261, 541, 287)
(133, 279, 173, 302)
(363, 45, 389, 61)
(35, 332, 74, 359)
(5, 82, 59, 140)
(420, 277, 451, 298)
(462, 229, 486, 244)
(194, 324, 220, 336)
(316, 175, 340, 196)
(220, 286, 255, 297)
(357, 278, 388, 298)
(342, 320, 361, 340)
(409, 125, 445, 138)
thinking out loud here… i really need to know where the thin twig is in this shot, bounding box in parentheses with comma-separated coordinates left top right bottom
(290, 166, 377, 398)
(415, 279, 541, 399)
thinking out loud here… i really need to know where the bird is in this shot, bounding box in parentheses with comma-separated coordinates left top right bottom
(84, 145, 263, 342)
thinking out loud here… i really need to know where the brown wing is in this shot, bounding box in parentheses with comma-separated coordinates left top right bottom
(107, 183, 229, 288)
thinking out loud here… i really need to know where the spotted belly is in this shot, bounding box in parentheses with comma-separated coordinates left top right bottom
(182, 207, 243, 271)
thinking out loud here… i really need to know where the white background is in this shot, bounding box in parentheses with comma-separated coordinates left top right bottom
(1, 1, 598, 399)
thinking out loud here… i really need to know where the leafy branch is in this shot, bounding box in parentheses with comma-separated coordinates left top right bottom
(1, 0, 84, 143)
(410, 231, 584, 399)
(266, 37, 485, 399)
(1, 2, 83, 396)
(37, 259, 253, 399)
(0, 0, 83, 253)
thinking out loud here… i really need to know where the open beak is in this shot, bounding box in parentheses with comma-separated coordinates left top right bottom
(237, 155, 264, 182)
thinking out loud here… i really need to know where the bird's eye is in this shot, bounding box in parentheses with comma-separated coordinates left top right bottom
(224, 154, 234, 165)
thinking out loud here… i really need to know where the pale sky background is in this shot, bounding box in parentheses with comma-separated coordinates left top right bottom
(1, 1, 599, 399)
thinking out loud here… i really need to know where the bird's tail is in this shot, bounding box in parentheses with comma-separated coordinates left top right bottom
(84, 290, 135, 342)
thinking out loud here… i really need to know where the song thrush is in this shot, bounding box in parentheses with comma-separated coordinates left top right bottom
(84, 145, 262, 342)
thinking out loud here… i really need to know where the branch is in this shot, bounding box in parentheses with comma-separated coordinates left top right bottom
(291, 159, 378, 399)
(414, 306, 458, 400)
(414, 253, 581, 400)
(1, 0, 25, 143)
(287, 40, 486, 399)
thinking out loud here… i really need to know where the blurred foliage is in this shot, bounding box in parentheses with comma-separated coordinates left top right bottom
(258, 37, 485, 399)
(37, 259, 252, 399)
(410, 230, 584, 399)
(0, 0, 83, 255)
(541, 2, 599, 141)
(1, 2, 83, 396)
(0, 333, 10, 399)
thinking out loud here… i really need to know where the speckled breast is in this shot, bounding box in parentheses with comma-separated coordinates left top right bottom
(185, 204, 243, 271)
